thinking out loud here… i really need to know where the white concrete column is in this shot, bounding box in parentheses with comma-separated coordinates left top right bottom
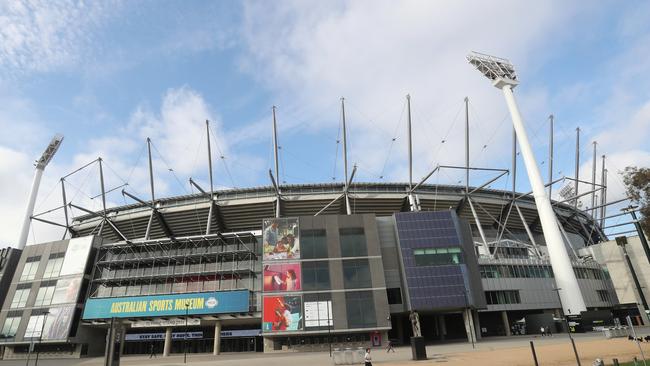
(213, 321, 222, 355)
(163, 327, 172, 357)
(462, 309, 477, 344)
(472, 310, 482, 340)
(501, 311, 511, 336)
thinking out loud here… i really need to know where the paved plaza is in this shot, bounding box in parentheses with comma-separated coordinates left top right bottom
(3, 331, 650, 366)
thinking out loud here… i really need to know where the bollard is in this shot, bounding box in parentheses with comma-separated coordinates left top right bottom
(530, 341, 539, 366)
(612, 358, 619, 366)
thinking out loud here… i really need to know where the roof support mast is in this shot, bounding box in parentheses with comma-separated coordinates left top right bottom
(17, 135, 64, 249)
(272, 106, 281, 218)
(548, 115, 554, 198)
(465, 96, 470, 194)
(591, 141, 597, 216)
(341, 98, 351, 215)
(468, 52, 587, 315)
(206, 120, 215, 234)
(144, 137, 156, 240)
(574, 128, 580, 208)
(407, 94, 420, 211)
(600, 156, 607, 227)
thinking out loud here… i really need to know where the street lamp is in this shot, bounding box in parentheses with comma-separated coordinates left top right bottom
(553, 288, 581, 366)
(184, 301, 189, 364)
(33, 311, 49, 366)
(467, 52, 587, 316)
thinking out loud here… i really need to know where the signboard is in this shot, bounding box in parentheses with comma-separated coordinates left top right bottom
(60, 236, 93, 276)
(262, 218, 300, 260)
(51, 276, 82, 305)
(131, 318, 201, 328)
(263, 263, 301, 292)
(42, 305, 75, 340)
(304, 301, 333, 327)
(220, 329, 262, 338)
(82, 290, 249, 320)
(262, 295, 303, 332)
(125, 332, 203, 341)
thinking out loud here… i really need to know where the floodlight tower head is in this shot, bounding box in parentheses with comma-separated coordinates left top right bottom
(35, 134, 64, 170)
(467, 52, 519, 89)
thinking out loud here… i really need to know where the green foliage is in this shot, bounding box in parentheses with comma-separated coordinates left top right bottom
(622, 166, 650, 235)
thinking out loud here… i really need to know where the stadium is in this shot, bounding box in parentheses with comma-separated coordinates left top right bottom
(0, 53, 632, 360)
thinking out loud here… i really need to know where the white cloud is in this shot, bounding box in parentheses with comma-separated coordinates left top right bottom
(238, 0, 584, 183)
(0, 1, 120, 76)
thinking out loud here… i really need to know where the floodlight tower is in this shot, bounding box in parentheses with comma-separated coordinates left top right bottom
(16, 134, 64, 250)
(467, 52, 587, 315)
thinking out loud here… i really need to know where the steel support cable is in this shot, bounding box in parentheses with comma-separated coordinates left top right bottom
(149, 140, 189, 195)
(378, 99, 406, 180)
(429, 101, 465, 168)
(332, 114, 341, 181)
(207, 124, 237, 188)
(466, 101, 509, 168)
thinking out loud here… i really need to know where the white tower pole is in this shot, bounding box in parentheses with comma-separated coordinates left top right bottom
(467, 53, 586, 315)
(17, 135, 64, 249)
(501, 84, 587, 315)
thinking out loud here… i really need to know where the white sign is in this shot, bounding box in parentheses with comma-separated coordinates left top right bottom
(304, 301, 333, 327)
(125, 332, 203, 341)
(131, 318, 201, 328)
(60, 236, 93, 276)
(220, 329, 262, 338)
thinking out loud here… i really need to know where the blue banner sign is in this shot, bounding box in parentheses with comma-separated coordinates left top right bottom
(82, 290, 249, 320)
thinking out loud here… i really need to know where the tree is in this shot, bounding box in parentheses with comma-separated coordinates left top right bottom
(622, 166, 650, 235)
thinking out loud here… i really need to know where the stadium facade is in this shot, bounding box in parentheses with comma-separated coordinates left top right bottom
(0, 181, 624, 359)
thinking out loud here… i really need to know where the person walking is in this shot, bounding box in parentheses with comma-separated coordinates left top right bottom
(386, 339, 395, 353)
(540, 326, 546, 337)
(149, 342, 157, 358)
(364, 348, 373, 366)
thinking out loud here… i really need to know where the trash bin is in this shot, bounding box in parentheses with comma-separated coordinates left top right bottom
(332, 348, 343, 365)
(344, 348, 354, 365)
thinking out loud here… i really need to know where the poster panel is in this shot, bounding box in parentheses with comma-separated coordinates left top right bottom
(263, 263, 301, 292)
(262, 295, 303, 332)
(60, 236, 93, 276)
(262, 218, 300, 260)
(42, 305, 75, 340)
(51, 276, 82, 305)
(304, 300, 333, 327)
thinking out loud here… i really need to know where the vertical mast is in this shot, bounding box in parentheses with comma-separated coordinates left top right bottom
(465, 96, 469, 193)
(341, 98, 351, 215)
(548, 114, 554, 198)
(272, 106, 281, 218)
(591, 141, 597, 215)
(600, 155, 606, 227)
(206, 120, 214, 194)
(574, 128, 580, 208)
(147, 137, 155, 202)
(98, 158, 107, 214)
(61, 179, 70, 239)
(512, 128, 517, 198)
(407, 94, 413, 191)
(272, 106, 280, 187)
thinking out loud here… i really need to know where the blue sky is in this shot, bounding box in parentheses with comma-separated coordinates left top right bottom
(1, 0, 650, 245)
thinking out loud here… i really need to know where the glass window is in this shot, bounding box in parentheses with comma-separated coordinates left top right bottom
(597, 290, 611, 302)
(301, 229, 328, 259)
(484, 290, 521, 305)
(342, 259, 371, 289)
(346, 291, 376, 328)
(386, 288, 402, 305)
(51, 277, 81, 304)
(302, 261, 331, 290)
(25, 315, 46, 338)
(20, 256, 41, 281)
(340, 228, 367, 257)
(43, 254, 65, 279)
(413, 247, 464, 266)
(34, 283, 56, 306)
(1, 316, 21, 338)
(11, 288, 31, 308)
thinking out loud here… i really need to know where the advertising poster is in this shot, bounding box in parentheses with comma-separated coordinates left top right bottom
(262, 296, 302, 332)
(262, 218, 300, 260)
(304, 300, 333, 327)
(43, 305, 75, 340)
(51, 276, 82, 305)
(60, 236, 93, 276)
(263, 263, 301, 292)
